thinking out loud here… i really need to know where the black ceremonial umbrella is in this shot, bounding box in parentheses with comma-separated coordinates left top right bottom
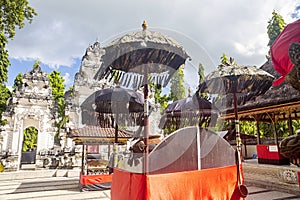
(94, 21, 189, 173)
(198, 62, 274, 146)
(198, 60, 274, 193)
(160, 94, 219, 130)
(165, 94, 214, 113)
(95, 21, 189, 89)
(94, 87, 144, 114)
(81, 87, 148, 143)
(81, 86, 151, 168)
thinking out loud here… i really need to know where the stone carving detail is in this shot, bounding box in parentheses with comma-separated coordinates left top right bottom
(278, 169, 298, 184)
(82, 40, 104, 67)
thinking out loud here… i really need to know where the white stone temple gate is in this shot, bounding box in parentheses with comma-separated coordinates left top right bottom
(1, 65, 56, 170)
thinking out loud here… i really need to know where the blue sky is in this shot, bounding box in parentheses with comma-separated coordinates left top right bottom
(8, 58, 80, 90)
(6, 0, 300, 92)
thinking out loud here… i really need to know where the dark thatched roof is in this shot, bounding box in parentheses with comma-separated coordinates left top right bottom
(218, 59, 300, 123)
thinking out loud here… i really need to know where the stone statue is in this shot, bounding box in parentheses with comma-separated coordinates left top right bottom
(286, 42, 300, 91)
(280, 130, 300, 166)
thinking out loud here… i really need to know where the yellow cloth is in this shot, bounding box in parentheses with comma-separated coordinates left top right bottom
(0, 162, 4, 172)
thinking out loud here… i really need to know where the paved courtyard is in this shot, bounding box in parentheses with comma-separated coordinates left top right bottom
(0, 176, 110, 200)
(0, 174, 300, 200)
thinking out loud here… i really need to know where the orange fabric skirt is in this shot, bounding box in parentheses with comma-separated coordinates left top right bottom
(111, 165, 244, 200)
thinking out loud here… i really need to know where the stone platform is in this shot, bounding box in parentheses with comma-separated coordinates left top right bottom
(243, 159, 300, 195)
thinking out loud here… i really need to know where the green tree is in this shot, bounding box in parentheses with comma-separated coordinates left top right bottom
(0, 0, 37, 83)
(240, 121, 256, 136)
(198, 63, 205, 85)
(169, 66, 186, 101)
(292, 120, 300, 134)
(12, 72, 23, 92)
(67, 85, 74, 97)
(197, 63, 208, 98)
(220, 53, 229, 66)
(213, 118, 231, 132)
(22, 126, 38, 152)
(48, 70, 65, 101)
(0, 83, 11, 125)
(151, 83, 170, 112)
(48, 70, 67, 140)
(256, 121, 288, 140)
(267, 10, 286, 47)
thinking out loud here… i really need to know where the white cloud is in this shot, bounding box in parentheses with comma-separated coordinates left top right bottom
(6, 0, 300, 73)
(233, 33, 269, 59)
(234, 42, 256, 56)
(62, 72, 71, 86)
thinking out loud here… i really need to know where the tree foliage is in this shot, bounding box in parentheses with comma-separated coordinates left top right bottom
(220, 53, 237, 67)
(240, 121, 256, 136)
(0, 0, 37, 83)
(151, 83, 170, 112)
(267, 10, 286, 47)
(169, 66, 186, 101)
(220, 53, 230, 66)
(67, 85, 74, 97)
(197, 63, 208, 99)
(198, 63, 205, 85)
(0, 83, 11, 125)
(12, 72, 23, 92)
(48, 70, 65, 101)
(213, 119, 231, 132)
(48, 70, 67, 138)
(22, 126, 38, 152)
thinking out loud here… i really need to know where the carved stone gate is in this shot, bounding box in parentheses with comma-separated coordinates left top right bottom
(1, 65, 56, 170)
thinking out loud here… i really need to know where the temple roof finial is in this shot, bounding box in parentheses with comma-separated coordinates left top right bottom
(142, 20, 148, 30)
(188, 87, 192, 97)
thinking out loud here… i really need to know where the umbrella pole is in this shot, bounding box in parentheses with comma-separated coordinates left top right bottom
(113, 114, 119, 168)
(233, 92, 242, 184)
(233, 93, 241, 152)
(143, 70, 149, 175)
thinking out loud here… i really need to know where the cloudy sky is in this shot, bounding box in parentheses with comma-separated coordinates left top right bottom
(6, 0, 300, 91)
